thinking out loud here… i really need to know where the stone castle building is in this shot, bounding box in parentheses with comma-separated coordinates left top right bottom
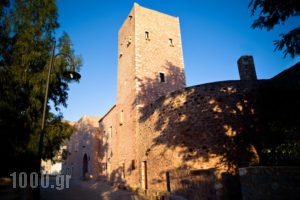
(63, 116, 100, 179)
(64, 3, 300, 199)
(98, 1, 187, 191)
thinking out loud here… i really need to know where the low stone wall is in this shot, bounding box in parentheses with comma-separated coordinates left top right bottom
(239, 166, 300, 200)
(167, 169, 216, 200)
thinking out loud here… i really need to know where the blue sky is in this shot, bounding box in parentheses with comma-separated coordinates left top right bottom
(55, 0, 299, 122)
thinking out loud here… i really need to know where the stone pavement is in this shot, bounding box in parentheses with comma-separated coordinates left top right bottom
(40, 177, 148, 200)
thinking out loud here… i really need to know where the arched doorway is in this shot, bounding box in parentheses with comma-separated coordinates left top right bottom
(82, 154, 88, 178)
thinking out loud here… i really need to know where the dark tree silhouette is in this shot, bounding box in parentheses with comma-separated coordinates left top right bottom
(0, 0, 81, 176)
(248, 0, 300, 58)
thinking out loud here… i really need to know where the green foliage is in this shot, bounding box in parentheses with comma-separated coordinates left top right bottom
(0, 0, 81, 175)
(248, 0, 300, 58)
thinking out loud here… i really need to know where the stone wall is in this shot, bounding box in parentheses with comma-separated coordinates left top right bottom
(168, 168, 217, 199)
(137, 80, 263, 198)
(96, 2, 300, 199)
(99, 3, 187, 189)
(63, 116, 100, 179)
(133, 3, 186, 107)
(239, 166, 300, 200)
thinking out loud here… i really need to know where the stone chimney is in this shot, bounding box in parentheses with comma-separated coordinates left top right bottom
(237, 55, 257, 80)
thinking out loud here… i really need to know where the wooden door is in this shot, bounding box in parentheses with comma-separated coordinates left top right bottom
(141, 161, 147, 189)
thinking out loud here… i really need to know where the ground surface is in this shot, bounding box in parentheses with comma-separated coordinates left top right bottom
(40, 177, 147, 200)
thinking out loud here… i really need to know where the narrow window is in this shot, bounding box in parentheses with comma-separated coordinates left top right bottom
(141, 161, 147, 189)
(169, 38, 174, 46)
(145, 31, 149, 40)
(109, 126, 112, 138)
(131, 160, 136, 170)
(120, 110, 124, 125)
(122, 162, 125, 178)
(159, 72, 166, 83)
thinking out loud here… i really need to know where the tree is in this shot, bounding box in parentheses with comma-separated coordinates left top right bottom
(248, 0, 300, 58)
(0, 0, 81, 175)
(254, 83, 300, 166)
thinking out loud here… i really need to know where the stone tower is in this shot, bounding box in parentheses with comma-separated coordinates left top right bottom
(106, 3, 186, 187)
(237, 55, 257, 80)
(117, 3, 186, 111)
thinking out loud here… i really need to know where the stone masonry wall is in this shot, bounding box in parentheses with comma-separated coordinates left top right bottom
(98, 3, 187, 190)
(134, 3, 186, 107)
(63, 116, 100, 179)
(137, 80, 264, 199)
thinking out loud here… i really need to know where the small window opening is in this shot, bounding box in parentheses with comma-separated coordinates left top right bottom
(169, 38, 174, 46)
(122, 162, 125, 178)
(159, 72, 166, 83)
(109, 126, 112, 138)
(120, 110, 124, 125)
(131, 160, 136, 170)
(145, 31, 150, 40)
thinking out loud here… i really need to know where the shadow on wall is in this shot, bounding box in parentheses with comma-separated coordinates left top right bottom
(99, 61, 185, 185)
(133, 60, 186, 108)
(137, 62, 300, 198)
(64, 118, 101, 179)
(99, 119, 125, 185)
(98, 120, 112, 180)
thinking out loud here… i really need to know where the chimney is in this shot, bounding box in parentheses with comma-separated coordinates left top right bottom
(237, 55, 257, 80)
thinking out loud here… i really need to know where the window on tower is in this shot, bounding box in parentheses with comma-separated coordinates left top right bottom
(145, 31, 150, 40)
(159, 72, 166, 83)
(109, 126, 112, 138)
(120, 110, 124, 125)
(169, 38, 174, 46)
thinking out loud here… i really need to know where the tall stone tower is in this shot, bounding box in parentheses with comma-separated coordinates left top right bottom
(111, 4, 186, 186)
(117, 3, 186, 111)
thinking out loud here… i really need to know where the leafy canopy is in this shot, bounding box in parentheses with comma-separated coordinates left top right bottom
(248, 0, 300, 58)
(0, 0, 81, 174)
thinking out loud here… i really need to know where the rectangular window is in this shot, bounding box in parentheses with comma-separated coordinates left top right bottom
(120, 110, 124, 125)
(131, 160, 136, 170)
(159, 72, 166, 83)
(109, 126, 112, 138)
(141, 161, 147, 189)
(169, 38, 174, 46)
(122, 162, 125, 178)
(145, 31, 150, 40)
